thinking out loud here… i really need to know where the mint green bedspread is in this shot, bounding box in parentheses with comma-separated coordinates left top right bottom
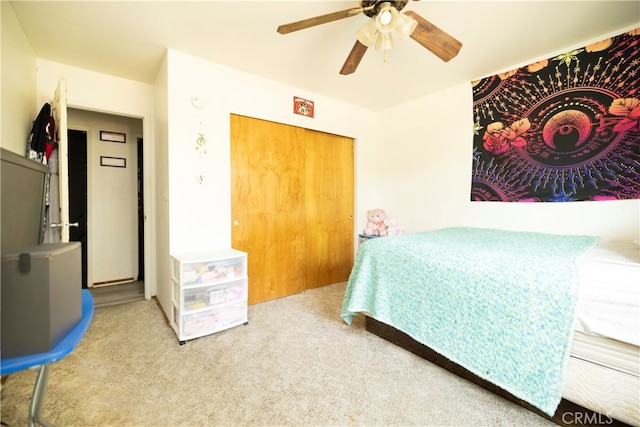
(341, 227, 597, 416)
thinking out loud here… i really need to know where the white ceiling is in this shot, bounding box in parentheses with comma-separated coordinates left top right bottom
(9, 1, 640, 111)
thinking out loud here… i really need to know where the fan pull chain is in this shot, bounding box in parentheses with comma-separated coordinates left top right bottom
(382, 32, 389, 62)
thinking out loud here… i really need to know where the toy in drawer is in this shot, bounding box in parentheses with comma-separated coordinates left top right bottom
(180, 302, 247, 338)
(178, 257, 245, 285)
(182, 281, 246, 312)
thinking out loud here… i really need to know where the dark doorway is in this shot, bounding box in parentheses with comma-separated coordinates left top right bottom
(137, 137, 144, 281)
(68, 129, 88, 288)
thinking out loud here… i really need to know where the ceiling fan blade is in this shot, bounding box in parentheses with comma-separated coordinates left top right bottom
(277, 7, 364, 34)
(403, 10, 462, 62)
(340, 40, 369, 75)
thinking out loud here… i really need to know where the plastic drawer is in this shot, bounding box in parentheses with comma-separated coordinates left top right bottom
(179, 302, 247, 339)
(177, 256, 245, 286)
(182, 281, 247, 312)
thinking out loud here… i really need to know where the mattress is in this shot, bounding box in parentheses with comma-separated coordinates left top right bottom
(571, 239, 639, 427)
(566, 332, 640, 427)
(574, 239, 640, 347)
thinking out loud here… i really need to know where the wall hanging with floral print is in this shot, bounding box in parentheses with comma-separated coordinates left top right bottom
(471, 28, 639, 202)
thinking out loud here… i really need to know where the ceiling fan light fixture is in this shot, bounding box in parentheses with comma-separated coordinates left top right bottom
(356, 18, 378, 47)
(375, 2, 398, 34)
(394, 13, 417, 41)
(277, 3, 462, 75)
(378, 9, 392, 26)
(374, 31, 394, 51)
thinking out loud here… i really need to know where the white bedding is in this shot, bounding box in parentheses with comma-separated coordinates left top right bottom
(574, 239, 640, 347)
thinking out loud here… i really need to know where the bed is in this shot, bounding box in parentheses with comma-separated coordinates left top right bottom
(341, 227, 639, 426)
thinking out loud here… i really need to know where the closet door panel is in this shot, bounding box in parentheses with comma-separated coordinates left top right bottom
(304, 130, 354, 290)
(231, 115, 306, 304)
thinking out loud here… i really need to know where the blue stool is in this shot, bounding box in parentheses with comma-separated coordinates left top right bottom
(1, 289, 94, 427)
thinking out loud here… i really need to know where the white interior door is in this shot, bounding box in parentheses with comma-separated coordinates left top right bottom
(91, 123, 139, 286)
(52, 78, 70, 242)
(65, 109, 141, 286)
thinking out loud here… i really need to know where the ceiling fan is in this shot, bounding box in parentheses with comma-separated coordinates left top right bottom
(277, 0, 462, 75)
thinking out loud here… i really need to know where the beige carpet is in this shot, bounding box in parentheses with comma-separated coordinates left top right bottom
(1, 282, 554, 426)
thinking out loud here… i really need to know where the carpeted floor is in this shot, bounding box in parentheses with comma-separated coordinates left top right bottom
(0, 282, 554, 426)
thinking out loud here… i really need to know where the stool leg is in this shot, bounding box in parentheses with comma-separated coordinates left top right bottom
(28, 364, 53, 427)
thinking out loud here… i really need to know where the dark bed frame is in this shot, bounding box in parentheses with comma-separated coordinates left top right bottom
(365, 316, 631, 427)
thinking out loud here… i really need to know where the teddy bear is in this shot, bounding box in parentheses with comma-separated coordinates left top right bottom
(363, 208, 388, 236)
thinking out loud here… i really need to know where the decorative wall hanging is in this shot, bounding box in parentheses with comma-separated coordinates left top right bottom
(471, 28, 639, 202)
(294, 96, 314, 118)
(195, 133, 207, 157)
(194, 122, 207, 184)
(100, 131, 126, 143)
(100, 156, 126, 168)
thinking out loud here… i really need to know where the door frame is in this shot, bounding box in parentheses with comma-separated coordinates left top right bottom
(52, 75, 155, 299)
(67, 126, 90, 288)
(67, 112, 154, 298)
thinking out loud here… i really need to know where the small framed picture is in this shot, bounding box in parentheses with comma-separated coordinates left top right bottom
(100, 131, 126, 143)
(293, 96, 314, 118)
(100, 156, 126, 168)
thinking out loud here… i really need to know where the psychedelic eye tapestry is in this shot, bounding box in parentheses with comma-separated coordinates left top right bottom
(471, 28, 640, 202)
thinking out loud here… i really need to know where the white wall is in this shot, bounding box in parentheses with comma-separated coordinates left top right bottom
(153, 53, 170, 311)
(35, 60, 155, 120)
(165, 49, 381, 252)
(377, 82, 639, 241)
(158, 49, 381, 314)
(1, 1, 37, 154)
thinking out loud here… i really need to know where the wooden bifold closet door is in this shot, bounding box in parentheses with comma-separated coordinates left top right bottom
(230, 114, 354, 304)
